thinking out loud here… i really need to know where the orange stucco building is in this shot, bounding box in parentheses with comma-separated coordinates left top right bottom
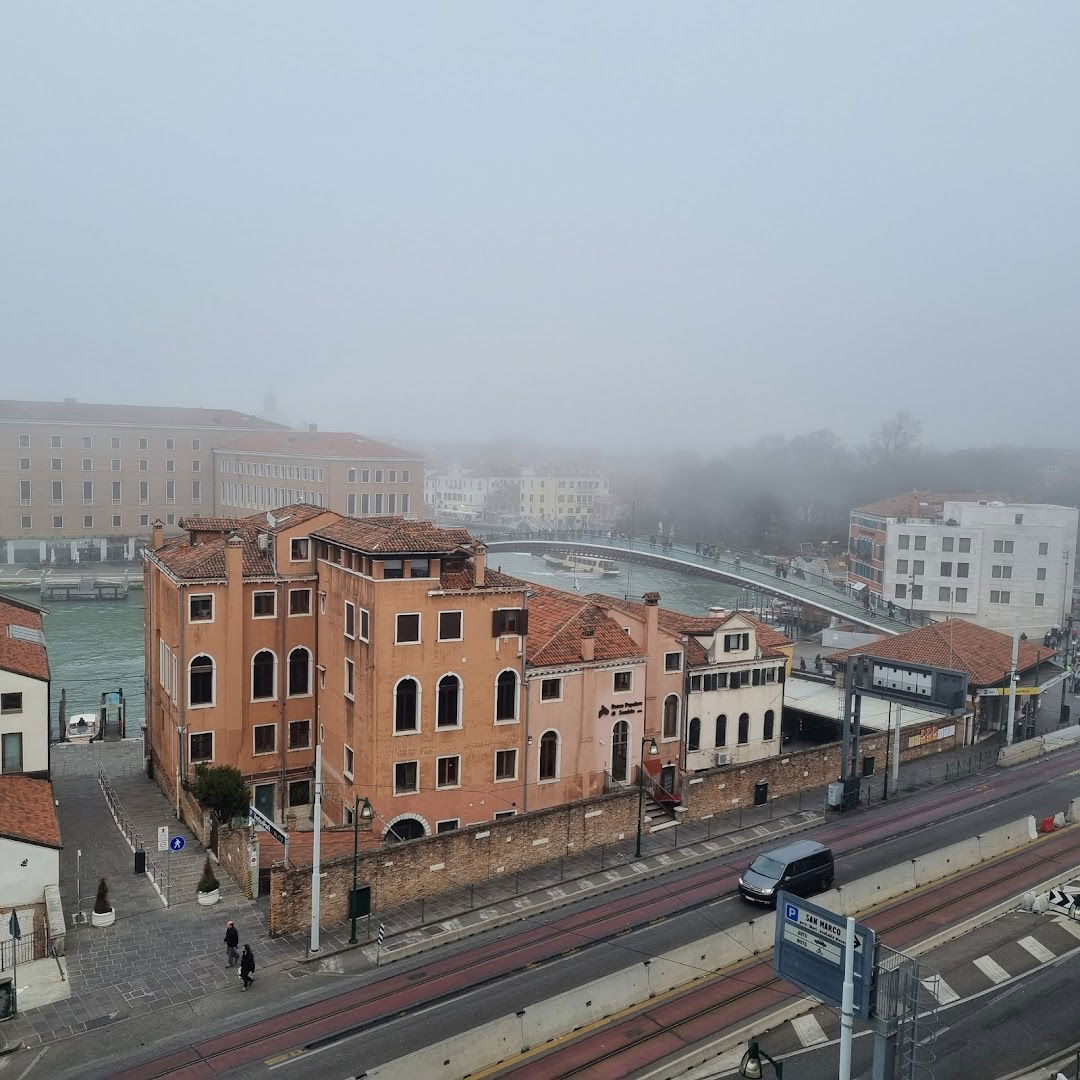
(144, 504, 791, 841)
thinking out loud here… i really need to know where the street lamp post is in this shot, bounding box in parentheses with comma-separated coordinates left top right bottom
(739, 1040, 783, 1079)
(635, 736, 660, 859)
(349, 796, 374, 944)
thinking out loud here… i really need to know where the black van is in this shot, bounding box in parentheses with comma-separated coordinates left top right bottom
(738, 839, 834, 905)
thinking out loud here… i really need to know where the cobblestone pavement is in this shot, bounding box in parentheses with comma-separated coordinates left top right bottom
(4, 742, 303, 1050)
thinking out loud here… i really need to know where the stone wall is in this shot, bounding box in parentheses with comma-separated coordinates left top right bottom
(270, 791, 638, 936)
(217, 826, 254, 899)
(266, 713, 968, 935)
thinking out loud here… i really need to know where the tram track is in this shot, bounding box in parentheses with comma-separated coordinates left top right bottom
(113, 748, 1080, 1080)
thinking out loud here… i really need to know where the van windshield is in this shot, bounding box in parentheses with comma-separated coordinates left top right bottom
(749, 856, 786, 877)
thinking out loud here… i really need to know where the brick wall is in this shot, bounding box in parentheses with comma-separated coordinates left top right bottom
(266, 714, 968, 936)
(217, 826, 253, 899)
(270, 791, 639, 935)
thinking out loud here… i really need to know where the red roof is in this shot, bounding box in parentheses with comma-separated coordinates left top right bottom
(0, 776, 61, 848)
(313, 517, 475, 555)
(217, 431, 422, 461)
(527, 586, 644, 668)
(0, 399, 282, 431)
(150, 505, 336, 581)
(588, 595, 790, 666)
(852, 490, 1002, 520)
(827, 619, 1055, 687)
(0, 597, 49, 682)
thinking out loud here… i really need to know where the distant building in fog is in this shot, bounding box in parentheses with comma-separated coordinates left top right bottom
(849, 490, 1077, 635)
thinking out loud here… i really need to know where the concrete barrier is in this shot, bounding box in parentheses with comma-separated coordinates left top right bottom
(750, 912, 776, 953)
(999, 741, 1043, 766)
(912, 837, 981, 888)
(837, 863, 916, 915)
(1067, 797, 1080, 824)
(978, 816, 1038, 860)
(43, 883, 65, 957)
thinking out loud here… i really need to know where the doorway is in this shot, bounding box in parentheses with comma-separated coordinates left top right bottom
(253, 782, 276, 821)
(610, 720, 629, 782)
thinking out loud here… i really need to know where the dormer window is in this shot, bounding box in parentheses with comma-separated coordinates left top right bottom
(723, 632, 749, 653)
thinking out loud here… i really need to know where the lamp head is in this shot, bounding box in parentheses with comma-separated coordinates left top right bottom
(647, 737, 659, 756)
(739, 1041, 764, 1079)
(359, 797, 374, 820)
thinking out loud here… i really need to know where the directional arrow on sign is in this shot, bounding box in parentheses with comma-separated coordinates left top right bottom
(1048, 888, 1075, 909)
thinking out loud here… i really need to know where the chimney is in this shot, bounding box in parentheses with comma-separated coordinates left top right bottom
(151, 519, 165, 551)
(643, 591, 660, 655)
(474, 544, 486, 587)
(581, 625, 595, 663)
(225, 532, 244, 587)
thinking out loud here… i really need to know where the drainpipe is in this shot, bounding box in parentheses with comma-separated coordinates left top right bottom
(176, 583, 187, 820)
(277, 578, 287, 822)
(520, 587, 529, 814)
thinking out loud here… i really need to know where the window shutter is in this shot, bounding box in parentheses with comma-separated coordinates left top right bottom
(518, 609, 529, 635)
(492, 610, 504, 636)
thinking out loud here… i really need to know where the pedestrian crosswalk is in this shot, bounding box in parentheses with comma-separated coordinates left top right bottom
(790, 1013, 828, 1047)
(973, 955, 1011, 984)
(1018, 935, 1056, 963)
(921, 975, 959, 1003)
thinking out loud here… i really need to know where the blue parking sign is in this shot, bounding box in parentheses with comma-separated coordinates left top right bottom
(785, 903, 799, 922)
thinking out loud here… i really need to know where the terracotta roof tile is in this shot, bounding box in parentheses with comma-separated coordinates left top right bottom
(313, 517, 475, 554)
(526, 586, 643, 668)
(0, 399, 282, 430)
(0, 597, 49, 682)
(827, 619, 1055, 687)
(438, 566, 531, 592)
(852, 490, 1002, 520)
(585, 594, 791, 666)
(150, 504, 337, 580)
(217, 431, 422, 461)
(0, 776, 61, 848)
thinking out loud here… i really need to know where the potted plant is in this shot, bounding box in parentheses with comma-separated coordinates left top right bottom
(92, 877, 115, 927)
(196, 856, 220, 906)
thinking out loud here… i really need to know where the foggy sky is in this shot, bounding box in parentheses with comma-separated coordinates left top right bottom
(3, 4, 1078, 453)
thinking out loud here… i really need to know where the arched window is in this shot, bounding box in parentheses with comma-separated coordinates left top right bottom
(688, 717, 701, 752)
(287, 647, 311, 696)
(715, 714, 727, 748)
(252, 650, 275, 700)
(385, 817, 426, 843)
(538, 729, 559, 781)
(662, 694, 680, 739)
(496, 669, 518, 722)
(610, 720, 629, 782)
(394, 677, 420, 733)
(738, 712, 750, 745)
(763, 709, 775, 741)
(437, 674, 461, 728)
(189, 654, 214, 707)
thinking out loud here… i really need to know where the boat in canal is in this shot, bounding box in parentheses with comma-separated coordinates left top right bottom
(541, 553, 621, 576)
(66, 712, 100, 743)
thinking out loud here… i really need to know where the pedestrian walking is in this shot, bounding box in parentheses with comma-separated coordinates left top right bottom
(239, 944, 255, 990)
(224, 920, 239, 967)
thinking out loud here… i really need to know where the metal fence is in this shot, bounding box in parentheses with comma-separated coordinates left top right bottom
(0, 928, 41, 970)
(97, 766, 170, 906)
(859, 745, 1000, 805)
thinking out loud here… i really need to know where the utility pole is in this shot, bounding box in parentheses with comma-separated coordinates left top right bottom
(309, 743, 322, 955)
(1005, 617, 1020, 747)
(838, 916, 856, 1080)
(1060, 614, 1075, 727)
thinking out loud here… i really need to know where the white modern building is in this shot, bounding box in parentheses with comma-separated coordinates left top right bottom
(0, 595, 50, 777)
(878, 500, 1077, 636)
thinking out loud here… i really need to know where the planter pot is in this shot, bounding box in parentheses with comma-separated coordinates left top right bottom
(197, 888, 220, 906)
(91, 907, 115, 928)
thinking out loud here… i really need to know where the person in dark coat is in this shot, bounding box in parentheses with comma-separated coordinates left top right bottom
(224, 921, 239, 967)
(239, 944, 255, 990)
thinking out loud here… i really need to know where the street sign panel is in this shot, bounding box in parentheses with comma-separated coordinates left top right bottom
(157, 826, 169, 852)
(169, 835, 186, 852)
(249, 805, 287, 846)
(852, 656, 968, 712)
(8, 911, 20, 940)
(774, 892, 876, 1020)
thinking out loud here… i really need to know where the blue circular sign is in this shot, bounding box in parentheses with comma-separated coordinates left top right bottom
(169, 835, 186, 851)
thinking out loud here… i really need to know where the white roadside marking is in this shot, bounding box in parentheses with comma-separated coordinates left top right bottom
(1018, 935, 1056, 963)
(921, 976, 959, 1003)
(1053, 914, 1080, 941)
(973, 955, 1010, 984)
(15, 1048, 49, 1080)
(791, 1013, 828, 1047)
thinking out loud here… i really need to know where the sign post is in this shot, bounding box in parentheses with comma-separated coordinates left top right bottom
(773, 892, 876, 1020)
(8, 911, 20, 1017)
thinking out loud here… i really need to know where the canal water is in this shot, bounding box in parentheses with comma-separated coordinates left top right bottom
(44, 593, 145, 737)
(40, 556, 747, 736)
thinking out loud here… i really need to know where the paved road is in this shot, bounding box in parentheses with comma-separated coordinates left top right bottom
(28, 742, 1080, 1080)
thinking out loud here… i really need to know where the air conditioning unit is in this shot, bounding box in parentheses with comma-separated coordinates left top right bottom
(715, 751, 732, 766)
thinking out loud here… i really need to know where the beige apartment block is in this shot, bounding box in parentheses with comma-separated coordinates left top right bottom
(214, 430, 424, 521)
(0, 399, 283, 563)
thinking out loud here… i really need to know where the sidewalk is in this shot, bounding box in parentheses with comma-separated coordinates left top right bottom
(2, 744, 300, 1052)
